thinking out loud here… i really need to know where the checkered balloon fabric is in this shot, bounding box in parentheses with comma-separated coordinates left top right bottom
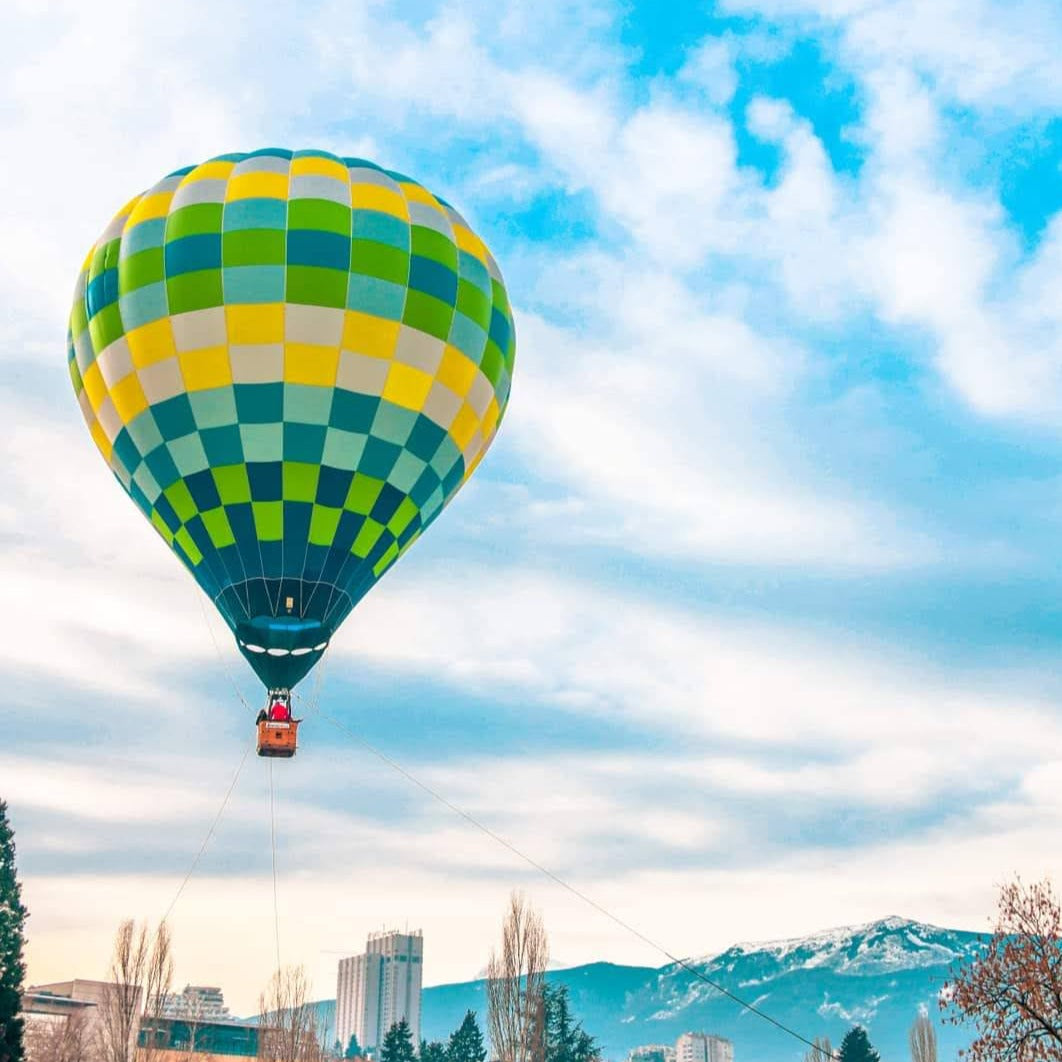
(68, 149, 515, 691)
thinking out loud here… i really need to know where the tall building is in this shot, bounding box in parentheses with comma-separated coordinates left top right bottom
(676, 1032, 734, 1062)
(160, 985, 232, 1022)
(336, 930, 423, 1055)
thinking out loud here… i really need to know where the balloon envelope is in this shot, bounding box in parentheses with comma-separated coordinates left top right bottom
(68, 149, 515, 690)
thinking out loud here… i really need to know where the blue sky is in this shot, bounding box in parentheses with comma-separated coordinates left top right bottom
(4, 0, 1062, 1020)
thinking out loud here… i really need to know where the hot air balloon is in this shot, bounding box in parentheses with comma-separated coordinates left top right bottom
(68, 149, 515, 756)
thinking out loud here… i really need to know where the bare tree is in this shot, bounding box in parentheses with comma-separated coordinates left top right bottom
(803, 1037, 834, 1062)
(943, 877, 1062, 1061)
(486, 893, 549, 1062)
(908, 1012, 937, 1062)
(95, 920, 173, 1062)
(23, 1013, 93, 1062)
(257, 966, 323, 1062)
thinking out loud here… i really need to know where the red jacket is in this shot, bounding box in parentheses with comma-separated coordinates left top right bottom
(269, 702, 291, 721)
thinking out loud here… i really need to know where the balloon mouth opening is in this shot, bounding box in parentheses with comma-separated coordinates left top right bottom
(236, 616, 329, 658)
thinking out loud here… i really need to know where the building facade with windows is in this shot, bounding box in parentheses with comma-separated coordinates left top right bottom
(676, 1032, 734, 1062)
(335, 930, 423, 1055)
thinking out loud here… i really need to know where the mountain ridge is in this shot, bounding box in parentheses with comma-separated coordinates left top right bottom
(304, 916, 987, 1061)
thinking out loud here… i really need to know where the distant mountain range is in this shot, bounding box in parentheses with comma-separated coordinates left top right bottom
(304, 917, 986, 1062)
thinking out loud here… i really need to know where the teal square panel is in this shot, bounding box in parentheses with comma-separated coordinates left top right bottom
(370, 401, 417, 446)
(240, 422, 284, 462)
(189, 386, 239, 429)
(284, 383, 333, 426)
(168, 432, 211, 476)
(321, 427, 368, 470)
(387, 449, 428, 493)
(346, 275, 407, 320)
(223, 265, 286, 303)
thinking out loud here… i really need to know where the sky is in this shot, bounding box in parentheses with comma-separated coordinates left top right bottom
(4, 0, 1062, 1022)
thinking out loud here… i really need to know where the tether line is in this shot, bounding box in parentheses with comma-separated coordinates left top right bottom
(318, 707, 836, 1060)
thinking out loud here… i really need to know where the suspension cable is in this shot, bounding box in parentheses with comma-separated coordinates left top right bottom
(161, 737, 254, 925)
(268, 757, 282, 973)
(317, 707, 835, 1060)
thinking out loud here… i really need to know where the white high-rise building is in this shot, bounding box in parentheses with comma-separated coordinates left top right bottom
(336, 930, 423, 1055)
(676, 1032, 734, 1062)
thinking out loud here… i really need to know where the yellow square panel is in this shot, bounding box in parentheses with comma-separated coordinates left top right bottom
(436, 345, 478, 398)
(82, 362, 107, 413)
(111, 372, 150, 423)
(89, 420, 113, 461)
(463, 448, 486, 483)
(227, 172, 289, 201)
(126, 192, 174, 227)
(453, 225, 488, 262)
(284, 343, 340, 387)
(292, 155, 350, 181)
(185, 160, 237, 182)
(383, 362, 433, 412)
(481, 396, 500, 438)
(226, 303, 284, 345)
(180, 346, 233, 391)
(127, 318, 178, 368)
(350, 184, 409, 219)
(398, 182, 440, 208)
(450, 401, 480, 450)
(342, 311, 400, 359)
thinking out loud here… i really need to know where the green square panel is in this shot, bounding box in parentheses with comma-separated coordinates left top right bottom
(222, 229, 286, 267)
(372, 540, 400, 576)
(282, 461, 320, 502)
(213, 464, 253, 505)
(350, 240, 409, 286)
(167, 269, 224, 314)
(166, 203, 224, 239)
(409, 226, 458, 268)
(286, 265, 347, 308)
(164, 480, 197, 523)
(345, 473, 384, 515)
(309, 504, 342, 546)
(119, 248, 166, 292)
(201, 507, 237, 548)
(402, 290, 454, 341)
(352, 516, 385, 557)
(88, 304, 124, 351)
(387, 496, 418, 536)
(252, 500, 284, 540)
(288, 198, 351, 235)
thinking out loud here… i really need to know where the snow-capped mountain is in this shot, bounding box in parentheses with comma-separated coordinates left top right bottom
(311, 917, 987, 1062)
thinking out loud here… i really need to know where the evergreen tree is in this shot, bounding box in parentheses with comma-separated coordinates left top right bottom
(446, 1011, 487, 1062)
(381, 1021, 417, 1062)
(543, 985, 599, 1062)
(0, 801, 27, 1062)
(837, 1026, 880, 1062)
(420, 1040, 446, 1062)
(345, 1035, 363, 1059)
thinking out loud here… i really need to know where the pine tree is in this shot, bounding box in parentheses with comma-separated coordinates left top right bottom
(837, 1026, 880, 1062)
(0, 801, 28, 1062)
(446, 1011, 487, 1062)
(420, 1040, 447, 1062)
(345, 1035, 362, 1059)
(380, 1021, 417, 1062)
(543, 986, 599, 1062)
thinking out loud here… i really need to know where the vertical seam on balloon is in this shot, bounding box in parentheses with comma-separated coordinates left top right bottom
(299, 154, 354, 624)
(275, 152, 295, 622)
(215, 156, 256, 621)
